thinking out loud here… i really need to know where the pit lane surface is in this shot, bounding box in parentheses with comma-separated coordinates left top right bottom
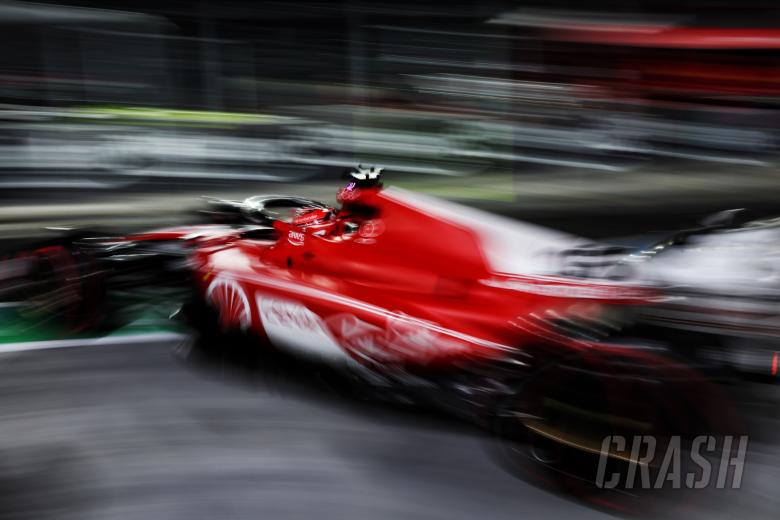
(1, 337, 778, 520)
(0, 338, 598, 520)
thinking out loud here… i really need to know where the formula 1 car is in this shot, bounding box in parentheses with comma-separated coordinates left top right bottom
(0, 166, 739, 502)
(634, 208, 780, 380)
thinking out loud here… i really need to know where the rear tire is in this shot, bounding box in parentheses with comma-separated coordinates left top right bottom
(490, 349, 729, 515)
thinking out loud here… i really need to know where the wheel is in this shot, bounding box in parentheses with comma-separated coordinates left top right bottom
(491, 348, 731, 514)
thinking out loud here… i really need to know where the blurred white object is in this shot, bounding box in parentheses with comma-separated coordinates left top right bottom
(638, 212, 780, 341)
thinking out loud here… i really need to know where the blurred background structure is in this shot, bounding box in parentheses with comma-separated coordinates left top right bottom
(0, 0, 776, 250)
(0, 0, 777, 210)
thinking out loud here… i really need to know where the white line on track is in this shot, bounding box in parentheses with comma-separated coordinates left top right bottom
(0, 332, 188, 354)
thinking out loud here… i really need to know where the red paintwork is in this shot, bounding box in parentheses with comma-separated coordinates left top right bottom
(127, 188, 658, 370)
(291, 207, 333, 227)
(545, 27, 780, 49)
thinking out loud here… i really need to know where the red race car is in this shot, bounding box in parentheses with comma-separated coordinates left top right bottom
(1, 166, 739, 501)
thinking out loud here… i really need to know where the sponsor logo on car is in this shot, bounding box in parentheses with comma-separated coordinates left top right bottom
(256, 294, 348, 363)
(287, 230, 305, 246)
(356, 219, 386, 244)
(206, 276, 251, 329)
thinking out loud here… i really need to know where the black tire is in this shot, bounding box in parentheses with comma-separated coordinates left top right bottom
(490, 348, 733, 515)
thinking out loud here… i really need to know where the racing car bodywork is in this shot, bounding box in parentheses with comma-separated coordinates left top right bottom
(635, 209, 780, 379)
(188, 187, 651, 370)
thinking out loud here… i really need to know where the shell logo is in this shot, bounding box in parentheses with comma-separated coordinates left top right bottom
(205, 277, 252, 330)
(356, 219, 385, 244)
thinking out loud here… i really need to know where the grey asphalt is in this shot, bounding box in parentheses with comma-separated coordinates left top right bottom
(0, 338, 778, 520)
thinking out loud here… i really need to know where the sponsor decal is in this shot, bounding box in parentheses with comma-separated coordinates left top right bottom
(222, 270, 511, 352)
(256, 294, 348, 363)
(337, 183, 359, 202)
(206, 277, 251, 329)
(325, 312, 467, 365)
(324, 314, 390, 363)
(287, 230, 305, 246)
(355, 219, 385, 244)
(293, 207, 330, 225)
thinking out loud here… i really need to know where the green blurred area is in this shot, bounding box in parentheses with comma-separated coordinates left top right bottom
(70, 105, 288, 128)
(390, 174, 517, 202)
(0, 296, 185, 345)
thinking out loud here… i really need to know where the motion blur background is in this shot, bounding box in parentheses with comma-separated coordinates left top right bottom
(1, 1, 780, 519)
(1, 0, 779, 236)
